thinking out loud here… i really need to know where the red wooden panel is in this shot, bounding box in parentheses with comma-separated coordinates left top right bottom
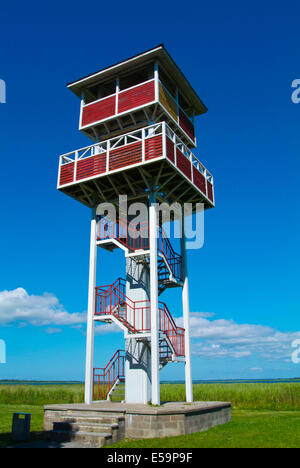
(192, 166, 207, 195)
(166, 136, 175, 163)
(176, 149, 192, 180)
(118, 81, 155, 114)
(179, 109, 195, 142)
(81, 95, 116, 127)
(109, 141, 142, 171)
(207, 181, 214, 203)
(145, 135, 162, 160)
(76, 153, 107, 181)
(59, 162, 74, 185)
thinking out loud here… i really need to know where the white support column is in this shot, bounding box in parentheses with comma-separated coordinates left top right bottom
(154, 62, 159, 102)
(84, 206, 98, 404)
(180, 212, 193, 403)
(149, 192, 160, 405)
(79, 91, 85, 129)
(115, 77, 120, 115)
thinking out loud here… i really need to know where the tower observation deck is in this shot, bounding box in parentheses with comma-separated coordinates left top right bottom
(57, 45, 215, 405)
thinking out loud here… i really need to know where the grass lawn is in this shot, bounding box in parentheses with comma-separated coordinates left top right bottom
(1, 383, 300, 448)
(108, 410, 300, 448)
(0, 404, 44, 447)
(0, 407, 300, 448)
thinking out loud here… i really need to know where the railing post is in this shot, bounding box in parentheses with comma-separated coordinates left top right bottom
(106, 140, 110, 173)
(149, 191, 160, 405)
(162, 122, 166, 159)
(115, 77, 119, 115)
(57, 156, 62, 188)
(84, 206, 98, 404)
(204, 169, 208, 195)
(154, 62, 159, 102)
(180, 210, 193, 403)
(190, 153, 194, 185)
(74, 150, 78, 182)
(142, 127, 145, 162)
(79, 90, 85, 129)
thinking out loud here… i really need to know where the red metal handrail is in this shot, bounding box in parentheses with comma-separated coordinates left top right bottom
(97, 217, 149, 251)
(97, 217, 183, 283)
(93, 349, 125, 401)
(95, 279, 185, 357)
(158, 227, 183, 283)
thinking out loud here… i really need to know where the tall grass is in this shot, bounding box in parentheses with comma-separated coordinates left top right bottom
(161, 383, 300, 410)
(1, 383, 300, 410)
(0, 385, 84, 406)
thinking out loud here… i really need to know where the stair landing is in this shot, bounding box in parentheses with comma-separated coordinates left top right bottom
(44, 401, 231, 445)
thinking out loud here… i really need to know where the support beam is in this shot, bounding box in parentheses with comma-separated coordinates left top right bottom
(84, 207, 98, 404)
(149, 192, 160, 405)
(180, 212, 193, 403)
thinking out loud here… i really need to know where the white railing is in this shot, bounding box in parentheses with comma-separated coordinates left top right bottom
(164, 124, 213, 183)
(58, 121, 213, 186)
(60, 122, 163, 166)
(80, 76, 195, 142)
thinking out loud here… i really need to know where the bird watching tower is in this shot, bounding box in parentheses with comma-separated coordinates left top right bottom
(57, 45, 214, 405)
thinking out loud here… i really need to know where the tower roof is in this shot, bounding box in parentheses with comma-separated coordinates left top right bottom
(67, 45, 207, 116)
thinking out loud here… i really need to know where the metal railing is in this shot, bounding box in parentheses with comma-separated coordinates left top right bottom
(97, 217, 183, 283)
(93, 349, 125, 401)
(81, 76, 194, 140)
(58, 121, 213, 187)
(95, 278, 185, 357)
(158, 227, 183, 283)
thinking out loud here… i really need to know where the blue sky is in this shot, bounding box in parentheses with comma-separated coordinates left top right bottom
(0, 0, 300, 381)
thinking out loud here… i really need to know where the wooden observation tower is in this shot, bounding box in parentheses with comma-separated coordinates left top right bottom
(57, 45, 214, 405)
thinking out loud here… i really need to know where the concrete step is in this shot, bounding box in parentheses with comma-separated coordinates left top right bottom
(48, 430, 112, 447)
(61, 413, 124, 423)
(53, 421, 119, 433)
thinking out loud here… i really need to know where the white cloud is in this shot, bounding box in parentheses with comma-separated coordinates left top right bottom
(44, 327, 62, 335)
(176, 313, 300, 362)
(1, 287, 299, 366)
(95, 323, 122, 335)
(0, 288, 86, 326)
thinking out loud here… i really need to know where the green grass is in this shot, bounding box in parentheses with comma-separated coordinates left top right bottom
(161, 383, 300, 410)
(0, 384, 84, 406)
(1, 382, 300, 410)
(1, 383, 300, 447)
(108, 410, 300, 448)
(0, 404, 44, 447)
(1, 407, 300, 448)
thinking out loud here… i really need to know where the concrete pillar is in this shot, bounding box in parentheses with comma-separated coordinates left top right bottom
(181, 213, 193, 403)
(125, 257, 151, 404)
(149, 192, 160, 405)
(84, 207, 97, 404)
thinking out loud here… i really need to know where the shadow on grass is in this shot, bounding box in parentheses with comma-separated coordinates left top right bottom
(0, 432, 67, 449)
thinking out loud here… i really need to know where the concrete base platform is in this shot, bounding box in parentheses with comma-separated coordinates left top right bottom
(44, 401, 231, 441)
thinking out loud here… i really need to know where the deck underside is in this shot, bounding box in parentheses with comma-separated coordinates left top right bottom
(59, 158, 213, 212)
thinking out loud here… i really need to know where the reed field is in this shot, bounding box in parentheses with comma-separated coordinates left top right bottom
(1, 382, 300, 447)
(0, 382, 300, 410)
